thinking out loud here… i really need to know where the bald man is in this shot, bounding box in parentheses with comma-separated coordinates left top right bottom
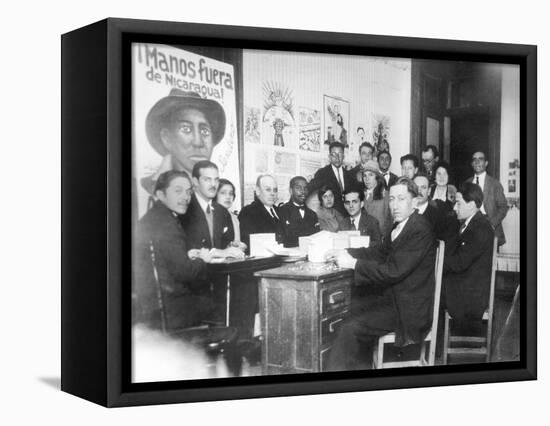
(239, 174, 283, 250)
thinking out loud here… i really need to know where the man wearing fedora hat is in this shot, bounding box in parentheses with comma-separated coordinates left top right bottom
(141, 88, 226, 194)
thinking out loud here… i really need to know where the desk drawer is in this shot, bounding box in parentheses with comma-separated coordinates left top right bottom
(320, 284, 350, 315)
(321, 310, 348, 346)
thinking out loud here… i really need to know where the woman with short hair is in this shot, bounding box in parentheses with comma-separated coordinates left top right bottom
(316, 185, 347, 232)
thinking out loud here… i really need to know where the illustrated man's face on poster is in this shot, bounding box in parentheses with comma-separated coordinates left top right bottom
(160, 107, 214, 174)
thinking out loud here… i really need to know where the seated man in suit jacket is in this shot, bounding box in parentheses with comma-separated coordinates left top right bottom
(279, 176, 321, 247)
(327, 177, 436, 371)
(340, 185, 382, 247)
(239, 174, 283, 251)
(414, 174, 459, 248)
(182, 160, 245, 321)
(309, 142, 354, 216)
(444, 182, 495, 333)
(133, 170, 215, 332)
(183, 160, 241, 252)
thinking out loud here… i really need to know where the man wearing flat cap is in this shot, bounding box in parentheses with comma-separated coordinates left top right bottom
(141, 88, 226, 194)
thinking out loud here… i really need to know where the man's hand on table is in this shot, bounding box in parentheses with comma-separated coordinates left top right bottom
(211, 246, 246, 260)
(325, 249, 357, 270)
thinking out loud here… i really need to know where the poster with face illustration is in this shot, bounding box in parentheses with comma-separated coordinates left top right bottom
(132, 43, 240, 217)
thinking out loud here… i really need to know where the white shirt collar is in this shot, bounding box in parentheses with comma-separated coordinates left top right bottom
(462, 211, 477, 231)
(195, 193, 213, 214)
(264, 204, 278, 218)
(417, 201, 429, 215)
(392, 215, 410, 240)
(331, 164, 344, 182)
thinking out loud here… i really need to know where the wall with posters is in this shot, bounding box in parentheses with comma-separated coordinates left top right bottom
(241, 49, 412, 206)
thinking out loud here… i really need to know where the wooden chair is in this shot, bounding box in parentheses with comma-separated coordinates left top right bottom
(373, 240, 445, 369)
(146, 241, 242, 376)
(442, 236, 498, 364)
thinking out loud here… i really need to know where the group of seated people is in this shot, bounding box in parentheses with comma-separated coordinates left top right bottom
(132, 139, 509, 370)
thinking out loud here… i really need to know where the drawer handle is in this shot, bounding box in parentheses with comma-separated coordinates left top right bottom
(329, 318, 343, 333)
(328, 291, 345, 304)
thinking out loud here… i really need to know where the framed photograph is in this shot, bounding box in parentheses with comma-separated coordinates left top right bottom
(61, 18, 536, 407)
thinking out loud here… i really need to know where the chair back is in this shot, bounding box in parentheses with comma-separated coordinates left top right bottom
(149, 241, 168, 333)
(427, 239, 445, 365)
(486, 236, 498, 360)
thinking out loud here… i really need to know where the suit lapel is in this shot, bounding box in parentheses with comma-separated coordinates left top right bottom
(391, 213, 416, 248)
(191, 194, 212, 247)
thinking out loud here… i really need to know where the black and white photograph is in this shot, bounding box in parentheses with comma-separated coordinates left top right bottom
(7, 0, 546, 422)
(131, 42, 522, 382)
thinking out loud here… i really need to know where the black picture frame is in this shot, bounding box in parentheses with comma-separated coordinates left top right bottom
(61, 17, 537, 407)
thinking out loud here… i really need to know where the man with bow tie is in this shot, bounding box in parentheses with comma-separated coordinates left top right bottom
(279, 176, 320, 247)
(377, 150, 398, 190)
(239, 174, 284, 251)
(327, 177, 436, 371)
(443, 182, 494, 333)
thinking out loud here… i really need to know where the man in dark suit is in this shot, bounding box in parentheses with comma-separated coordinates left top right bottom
(279, 176, 320, 247)
(309, 142, 354, 215)
(444, 182, 495, 332)
(414, 174, 459, 247)
(183, 160, 240, 252)
(133, 170, 215, 332)
(340, 186, 382, 247)
(182, 160, 244, 322)
(464, 151, 508, 246)
(349, 142, 375, 185)
(239, 174, 283, 250)
(327, 177, 436, 371)
(421, 145, 440, 184)
(377, 150, 398, 190)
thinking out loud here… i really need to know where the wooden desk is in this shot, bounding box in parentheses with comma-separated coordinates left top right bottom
(256, 262, 353, 374)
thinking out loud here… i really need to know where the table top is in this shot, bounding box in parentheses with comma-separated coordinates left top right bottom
(207, 255, 285, 274)
(254, 261, 354, 281)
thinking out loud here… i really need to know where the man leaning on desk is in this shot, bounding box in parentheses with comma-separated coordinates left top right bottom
(327, 177, 436, 371)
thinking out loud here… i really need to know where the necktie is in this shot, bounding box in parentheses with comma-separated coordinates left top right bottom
(270, 207, 279, 220)
(476, 176, 480, 186)
(459, 222, 467, 234)
(351, 217, 356, 230)
(205, 203, 214, 243)
(336, 168, 344, 192)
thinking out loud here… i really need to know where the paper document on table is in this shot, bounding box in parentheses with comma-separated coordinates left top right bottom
(349, 235, 370, 248)
(249, 233, 277, 257)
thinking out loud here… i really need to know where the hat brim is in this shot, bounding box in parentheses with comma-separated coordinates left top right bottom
(145, 95, 226, 156)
